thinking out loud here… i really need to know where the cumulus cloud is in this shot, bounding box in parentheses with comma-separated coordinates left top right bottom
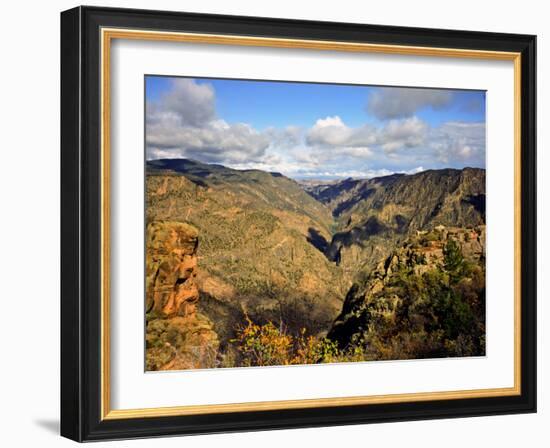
(378, 116, 428, 152)
(148, 120, 270, 163)
(264, 126, 304, 149)
(305, 116, 375, 160)
(146, 78, 484, 179)
(146, 78, 216, 128)
(307, 116, 353, 146)
(307, 116, 377, 149)
(367, 87, 453, 120)
(306, 115, 427, 155)
(146, 79, 270, 163)
(299, 115, 483, 177)
(430, 121, 485, 165)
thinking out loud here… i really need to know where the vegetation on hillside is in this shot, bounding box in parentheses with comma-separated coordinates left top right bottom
(145, 159, 487, 369)
(146, 160, 348, 354)
(328, 227, 486, 360)
(306, 168, 486, 280)
(223, 318, 367, 367)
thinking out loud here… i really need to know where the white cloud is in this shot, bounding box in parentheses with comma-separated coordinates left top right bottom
(306, 115, 427, 155)
(147, 119, 270, 163)
(294, 166, 426, 180)
(430, 121, 486, 165)
(326, 166, 425, 179)
(367, 87, 453, 120)
(307, 116, 355, 146)
(146, 79, 484, 179)
(146, 78, 216, 128)
(306, 116, 376, 159)
(264, 126, 303, 149)
(378, 116, 428, 152)
(146, 79, 270, 163)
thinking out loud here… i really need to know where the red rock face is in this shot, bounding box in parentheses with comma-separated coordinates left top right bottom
(146, 221, 200, 318)
(145, 221, 218, 371)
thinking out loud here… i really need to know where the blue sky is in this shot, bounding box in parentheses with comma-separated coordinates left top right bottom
(145, 75, 486, 179)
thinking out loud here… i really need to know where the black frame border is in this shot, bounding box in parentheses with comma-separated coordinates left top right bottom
(61, 6, 536, 442)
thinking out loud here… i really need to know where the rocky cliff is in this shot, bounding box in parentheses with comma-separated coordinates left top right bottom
(145, 221, 219, 370)
(327, 225, 486, 359)
(306, 168, 485, 280)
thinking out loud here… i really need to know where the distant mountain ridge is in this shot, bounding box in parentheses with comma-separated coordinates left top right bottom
(303, 167, 486, 278)
(304, 168, 484, 218)
(147, 158, 285, 185)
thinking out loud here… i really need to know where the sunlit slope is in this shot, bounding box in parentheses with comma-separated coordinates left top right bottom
(146, 159, 349, 344)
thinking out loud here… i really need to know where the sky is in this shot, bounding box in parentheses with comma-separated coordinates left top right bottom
(145, 76, 486, 180)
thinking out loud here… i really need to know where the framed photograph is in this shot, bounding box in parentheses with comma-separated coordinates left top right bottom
(61, 6, 536, 441)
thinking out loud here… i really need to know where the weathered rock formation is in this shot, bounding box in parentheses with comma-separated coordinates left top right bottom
(328, 225, 486, 359)
(145, 221, 219, 370)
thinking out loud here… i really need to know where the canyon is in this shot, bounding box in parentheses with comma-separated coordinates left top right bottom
(145, 159, 486, 369)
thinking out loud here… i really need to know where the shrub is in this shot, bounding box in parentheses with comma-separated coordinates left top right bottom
(232, 318, 371, 367)
(443, 239, 465, 281)
(333, 239, 486, 360)
(232, 318, 293, 367)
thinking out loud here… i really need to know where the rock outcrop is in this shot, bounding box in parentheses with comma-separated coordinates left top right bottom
(327, 225, 486, 359)
(145, 221, 219, 370)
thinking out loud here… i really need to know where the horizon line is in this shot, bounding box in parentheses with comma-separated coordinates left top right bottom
(146, 157, 485, 181)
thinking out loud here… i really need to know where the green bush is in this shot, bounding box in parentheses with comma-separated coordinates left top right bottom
(334, 239, 485, 360)
(231, 318, 372, 367)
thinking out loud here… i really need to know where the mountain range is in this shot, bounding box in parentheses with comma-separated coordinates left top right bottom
(145, 158, 486, 369)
